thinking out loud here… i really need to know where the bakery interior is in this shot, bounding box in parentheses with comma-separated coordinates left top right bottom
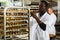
(0, 0, 60, 40)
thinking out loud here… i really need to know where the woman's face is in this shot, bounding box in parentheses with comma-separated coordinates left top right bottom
(39, 2, 47, 12)
(48, 8, 53, 15)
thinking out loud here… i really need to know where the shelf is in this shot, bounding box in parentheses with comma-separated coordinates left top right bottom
(6, 16, 28, 18)
(6, 24, 28, 27)
(0, 15, 4, 17)
(15, 34, 28, 39)
(0, 29, 4, 31)
(0, 8, 4, 37)
(0, 24, 4, 26)
(6, 10, 28, 13)
(6, 29, 20, 32)
(0, 9, 4, 12)
(0, 20, 4, 22)
(6, 20, 28, 22)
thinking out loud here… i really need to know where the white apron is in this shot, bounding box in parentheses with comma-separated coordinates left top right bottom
(30, 12, 56, 40)
(45, 13, 57, 35)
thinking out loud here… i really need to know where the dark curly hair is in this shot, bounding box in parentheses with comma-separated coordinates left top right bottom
(41, 0, 48, 7)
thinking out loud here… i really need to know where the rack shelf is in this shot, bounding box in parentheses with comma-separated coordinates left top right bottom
(0, 8, 4, 37)
(4, 7, 30, 40)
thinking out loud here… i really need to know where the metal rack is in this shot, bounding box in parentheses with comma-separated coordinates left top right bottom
(0, 8, 4, 40)
(4, 7, 30, 40)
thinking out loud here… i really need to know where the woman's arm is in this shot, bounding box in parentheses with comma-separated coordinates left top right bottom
(31, 12, 46, 31)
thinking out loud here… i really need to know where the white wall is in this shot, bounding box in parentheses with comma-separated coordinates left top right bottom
(24, 0, 40, 5)
(0, 0, 6, 2)
(57, 0, 60, 22)
(0, 0, 40, 7)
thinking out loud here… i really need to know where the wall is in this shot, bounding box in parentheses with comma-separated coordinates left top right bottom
(24, 0, 40, 5)
(58, 0, 60, 22)
(0, 0, 6, 2)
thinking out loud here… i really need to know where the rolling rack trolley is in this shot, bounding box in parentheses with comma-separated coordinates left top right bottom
(0, 7, 4, 40)
(4, 7, 30, 40)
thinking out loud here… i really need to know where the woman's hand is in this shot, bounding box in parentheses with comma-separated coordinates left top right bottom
(30, 10, 37, 18)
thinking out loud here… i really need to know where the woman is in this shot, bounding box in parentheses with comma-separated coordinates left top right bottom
(30, 1, 50, 40)
(47, 7, 57, 40)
